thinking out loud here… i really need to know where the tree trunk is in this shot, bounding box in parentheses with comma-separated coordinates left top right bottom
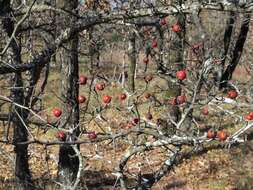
(128, 31, 136, 93)
(220, 13, 251, 88)
(56, 0, 80, 187)
(1, 1, 33, 189)
(11, 75, 32, 190)
(89, 27, 95, 69)
(49, 0, 57, 65)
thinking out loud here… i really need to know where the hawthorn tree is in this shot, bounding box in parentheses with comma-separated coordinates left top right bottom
(0, 0, 252, 189)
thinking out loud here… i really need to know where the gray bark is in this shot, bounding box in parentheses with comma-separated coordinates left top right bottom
(1, 1, 33, 189)
(56, 0, 81, 187)
(128, 31, 136, 93)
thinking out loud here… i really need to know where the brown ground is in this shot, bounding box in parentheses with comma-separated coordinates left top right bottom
(0, 132, 253, 190)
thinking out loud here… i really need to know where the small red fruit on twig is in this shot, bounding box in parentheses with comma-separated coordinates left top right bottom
(144, 92, 152, 99)
(119, 93, 127, 101)
(77, 95, 86, 104)
(102, 95, 111, 104)
(171, 23, 181, 33)
(88, 131, 97, 140)
(151, 39, 158, 48)
(52, 108, 62, 118)
(176, 70, 186, 81)
(227, 90, 238, 99)
(56, 131, 66, 140)
(132, 118, 139, 125)
(202, 106, 209, 116)
(79, 75, 87, 85)
(207, 129, 216, 139)
(170, 97, 177, 105)
(244, 114, 253, 121)
(143, 57, 149, 64)
(177, 95, 186, 105)
(95, 83, 105, 91)
(217, 130, 227, 141)
(160, 18, 167, 25)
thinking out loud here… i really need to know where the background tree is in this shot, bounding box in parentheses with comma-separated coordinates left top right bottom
(56, 0, 80, 187)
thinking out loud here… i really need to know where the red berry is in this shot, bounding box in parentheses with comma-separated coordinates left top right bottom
(171, 24, 181, 33)
(177, 95, 186, 105)
(151, 39, 158, 48)
(119, 93, 127, 101)
(207, 129, 216, 139)
(170, 97, 177, 105)
(144, 92, 152, 99)
(244, 114, 253, 121)
(143, 57, 149, 64)
(52, 108, 62, 118)
(56, 131, 65, 139)
(227, 90, 238, 99)
(77, 95, 86, 104)
(146, 113, 153, 120)
(176, 70, 186, 81)
(132, 118, 139, 125)
(249, 112, 253, 118)
(217, 130, 227, 141)
(88, 131, 97, 140)
(160, 18, 167, 25)
(144, 75, 153, 82)
(79, 75, 87, 85)
(202, 106, 209, 116)
(95, 83, 105, 91)
(102, 95, 111, 104)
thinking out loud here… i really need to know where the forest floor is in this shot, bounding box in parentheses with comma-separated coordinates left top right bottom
(0, 133, 253, 190)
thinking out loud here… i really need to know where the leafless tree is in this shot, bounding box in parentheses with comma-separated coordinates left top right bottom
(0, 0, 252, 189)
